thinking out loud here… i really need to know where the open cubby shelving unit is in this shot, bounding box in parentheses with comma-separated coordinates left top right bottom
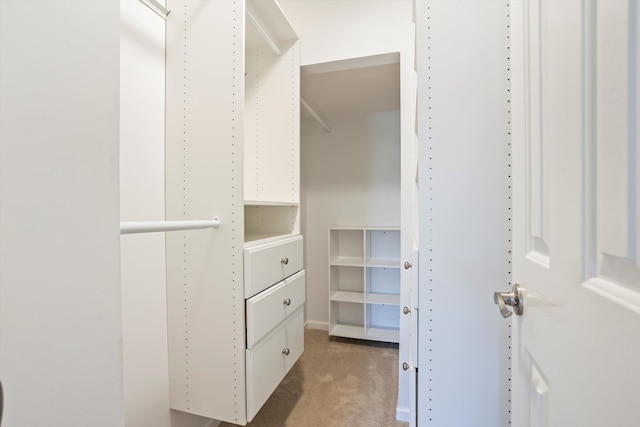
(328, 227, 401, 343)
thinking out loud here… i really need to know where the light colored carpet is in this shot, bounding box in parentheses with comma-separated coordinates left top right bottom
(221, 329, 409, 427)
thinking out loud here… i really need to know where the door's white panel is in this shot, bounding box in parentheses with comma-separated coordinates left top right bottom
(596, 0, 640, 283)
(525, 0, 550, 262)
(511, 0, 640, 425)
(529, 362, 549, 427)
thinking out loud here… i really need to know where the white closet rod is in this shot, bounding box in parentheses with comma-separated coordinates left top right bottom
(300, 97, 331, 132)
(120, 217, 220, 234)
(246, 9, 282, 56)
(138, 0, 170, 20)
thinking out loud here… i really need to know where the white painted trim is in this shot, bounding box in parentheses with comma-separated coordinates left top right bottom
(302, 52, 400, 75)
(246, 9, 281, 56)
(304, 320, 329, 331)
(396, 406, 410, 422)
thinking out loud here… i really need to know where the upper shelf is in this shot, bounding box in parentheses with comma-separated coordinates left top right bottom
(245, 0, 298, 50)
(245, 200, 299, 207)
(301, 52, 400, 121)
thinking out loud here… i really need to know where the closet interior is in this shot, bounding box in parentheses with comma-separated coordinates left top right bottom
(300, 52, 402, 342)
(124, 0, 412, 425)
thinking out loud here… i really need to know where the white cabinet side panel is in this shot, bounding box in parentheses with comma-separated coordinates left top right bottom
(0, 2, 123, 426)
(417, 1, 512, 426)
(166, 1, 246, 424)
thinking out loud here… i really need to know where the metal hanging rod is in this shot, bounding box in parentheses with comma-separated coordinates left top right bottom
(120, 217, 220, 235)
(246, 9, 281, 56)
(301, 97, 331, 132)
(138, 0, 170, 20)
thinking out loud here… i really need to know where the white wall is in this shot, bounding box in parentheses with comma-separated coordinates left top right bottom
(119, 2, 218, 427)
(0, 1, 124, 426)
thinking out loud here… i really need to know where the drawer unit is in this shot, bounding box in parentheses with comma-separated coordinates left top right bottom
(246, 270, 306, 349)
(244, 234, 303, 298)
(246, 306, 304, 421)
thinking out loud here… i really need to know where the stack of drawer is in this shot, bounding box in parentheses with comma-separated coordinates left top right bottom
(243, 235, 305, 421)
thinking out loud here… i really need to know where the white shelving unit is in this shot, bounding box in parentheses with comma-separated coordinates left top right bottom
(329, 227, 401, 343)
(165, 0, 302, 424)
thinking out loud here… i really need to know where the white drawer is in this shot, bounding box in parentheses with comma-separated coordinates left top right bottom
(246, 306, 304, 422)
(244, 235, 303, 298)
(246, 270, 306, 349)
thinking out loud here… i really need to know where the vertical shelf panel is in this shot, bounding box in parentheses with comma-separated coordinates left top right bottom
(165, 0, 246, 423)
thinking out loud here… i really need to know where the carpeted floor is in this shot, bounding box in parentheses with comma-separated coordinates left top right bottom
(220, 329, 409, 427)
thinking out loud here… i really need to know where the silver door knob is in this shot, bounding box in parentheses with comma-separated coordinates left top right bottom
(281, 257, 289, 265)
(493, 283, 524, 318)
(403, 306, 411, 315)
(282, 348, 290, 356)
(404, 261, 412, 269)
(402, 362, 409, 371)
(283, 298, 291, 306)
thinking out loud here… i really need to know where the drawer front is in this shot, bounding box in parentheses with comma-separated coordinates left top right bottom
(246, 270, 306, 349)
(244, 235, 303, 298)
(246, 306, 304, 422)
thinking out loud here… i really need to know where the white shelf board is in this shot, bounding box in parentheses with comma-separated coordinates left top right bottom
(366, 258, 401, 268)
(366, 327, 399, 343)
(244, 200, 299, 207)
(331, 291, 365, 303)
(330, 324, 365, 340)
(245, 0, 297, 49)
(330, 256, 365, 267)
(301, 54, 400, 120)
(366, 293, 400, 305)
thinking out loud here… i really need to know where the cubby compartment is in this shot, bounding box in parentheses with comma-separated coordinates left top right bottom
(366, 304, 400, 342)
(366, 229, 401, 267)
(244, 204, 300, 244)
(329, 229, 365, 266)
(330, 265, 365, 302)
(329, 301, 365, 340)
(366, 267, 400, 304)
